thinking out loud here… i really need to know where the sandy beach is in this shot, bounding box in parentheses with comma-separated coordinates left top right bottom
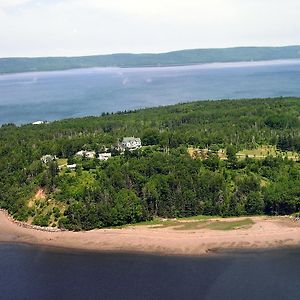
(0, 210, 300, 255)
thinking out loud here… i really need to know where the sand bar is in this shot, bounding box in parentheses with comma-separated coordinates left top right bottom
(0, 211, 300, 255)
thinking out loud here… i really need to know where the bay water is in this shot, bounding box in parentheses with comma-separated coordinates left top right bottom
(1, 244, 300, 300)
(1, 59, 300, 125)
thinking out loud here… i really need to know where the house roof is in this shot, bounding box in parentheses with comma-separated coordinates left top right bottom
(76, 150, 95, 156)
(67, 164, 77, 168)
(41, 154, 54, 160)
(32, 121, 44, 125)
(122, 137, 141, 143)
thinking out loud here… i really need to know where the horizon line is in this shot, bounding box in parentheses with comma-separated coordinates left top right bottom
(1, 44, 300, 60)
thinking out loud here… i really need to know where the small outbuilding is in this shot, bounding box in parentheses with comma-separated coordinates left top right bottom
(98, 153, 112, 161)
(66, 164, 77, 170)
(41, 155, 55, 164)
(32, 121, 45, 125)
(75, 150, 96, 159)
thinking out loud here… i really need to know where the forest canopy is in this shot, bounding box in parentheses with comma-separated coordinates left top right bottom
(0, 97, 300, 230)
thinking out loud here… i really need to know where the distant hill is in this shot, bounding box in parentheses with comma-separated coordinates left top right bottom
(1, 46, 300, 74)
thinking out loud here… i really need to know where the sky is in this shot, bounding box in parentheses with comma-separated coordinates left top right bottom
(0, 0, 299, 58)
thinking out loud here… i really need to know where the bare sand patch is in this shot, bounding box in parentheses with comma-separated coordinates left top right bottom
(0, 211, 299, 256)
(28, 188, 46, 208)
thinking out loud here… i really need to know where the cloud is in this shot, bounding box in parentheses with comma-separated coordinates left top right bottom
(76, 0, 234, 23)
(0, 0, 68, 10)
(0, 0, 300, 57)
(0, 0, 30, 7)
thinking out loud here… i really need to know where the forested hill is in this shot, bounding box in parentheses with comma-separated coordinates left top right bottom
(1, 98, 300, 230)
(1, 46, 300, 74)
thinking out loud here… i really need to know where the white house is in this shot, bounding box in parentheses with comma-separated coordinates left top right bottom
(121, 137, 142, 151)
(75, 150, 96, 159)
(67, 164, 77, 170)
(98, 153, 112, 161)
(32, 121, 45, 125)
(41, 155, 55, 164)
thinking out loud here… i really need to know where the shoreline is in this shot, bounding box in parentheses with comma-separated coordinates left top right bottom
(2, 240, 300, 259)
(2, 58, 300, 77)
(1, 210, 300, 256)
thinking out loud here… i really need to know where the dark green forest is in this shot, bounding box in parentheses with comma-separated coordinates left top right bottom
(1, 45, 300, 74)
(1, 98, 300, 230)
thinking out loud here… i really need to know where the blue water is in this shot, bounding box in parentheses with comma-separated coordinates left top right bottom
(1, 59, 300, 125)
(0, 244, 300, 300)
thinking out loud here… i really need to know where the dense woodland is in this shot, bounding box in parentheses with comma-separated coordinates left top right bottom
(0, 97, 300, 230)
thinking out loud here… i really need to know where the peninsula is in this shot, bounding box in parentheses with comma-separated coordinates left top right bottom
(0, 96, 300, 260)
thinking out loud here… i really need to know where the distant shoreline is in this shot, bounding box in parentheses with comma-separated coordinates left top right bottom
(1, 58, 300, 76)
(2, 45, 300, 75)
(1, 210, 300, 256)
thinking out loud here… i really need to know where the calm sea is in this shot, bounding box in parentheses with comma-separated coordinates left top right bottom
(0, 244, 300, 300)
(1, 59, 300, 125)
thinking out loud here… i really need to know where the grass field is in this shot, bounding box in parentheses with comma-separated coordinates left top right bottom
(57, 158, 68, 166)
(206, 218, 254, 230)
(130, 216, 255, 231)
(237, 145, 299, 161)
(188, 145, 299, 161)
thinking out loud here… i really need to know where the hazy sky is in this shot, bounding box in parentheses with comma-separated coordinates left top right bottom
(0, 0, 299, 57)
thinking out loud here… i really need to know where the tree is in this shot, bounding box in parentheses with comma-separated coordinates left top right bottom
(245, 191, 264, 215)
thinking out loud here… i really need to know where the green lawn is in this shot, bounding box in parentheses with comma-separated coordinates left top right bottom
(189, 145, 299, 161)
(130, 216, 255, 231)
(237, 145, 299, 161)
(57, 158, 68, 166)
(206, 218, 254, 230)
